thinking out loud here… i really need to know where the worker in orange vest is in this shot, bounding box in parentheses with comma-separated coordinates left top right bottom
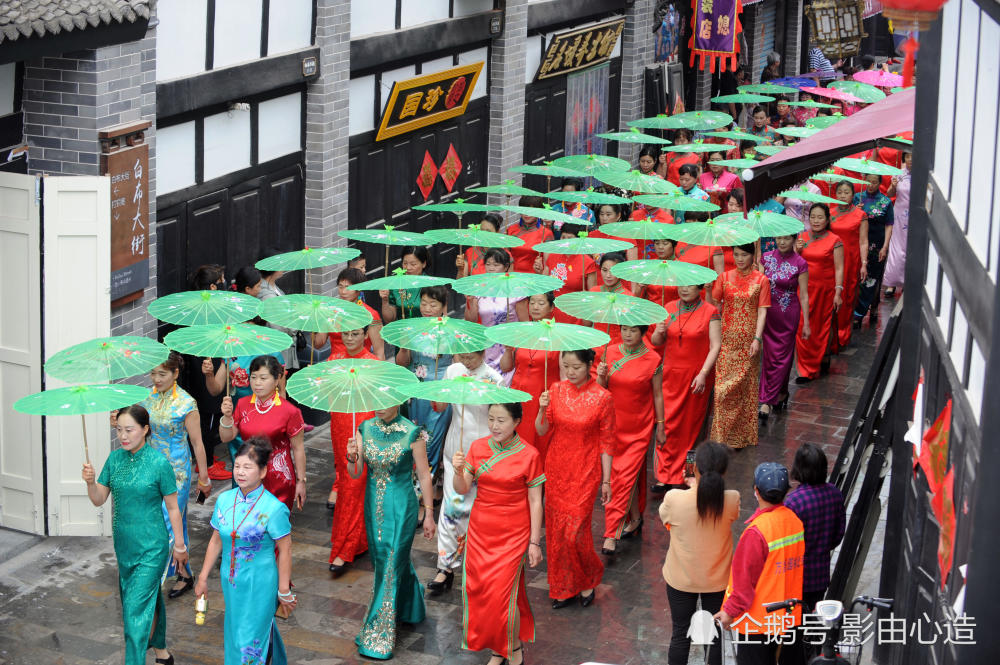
(715, 463, 806, 664)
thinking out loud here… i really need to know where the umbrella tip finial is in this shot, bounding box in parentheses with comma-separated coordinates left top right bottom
(201, 291, 211, 301)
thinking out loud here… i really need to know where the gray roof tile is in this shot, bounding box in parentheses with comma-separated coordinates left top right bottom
(0, 0, 152, 44)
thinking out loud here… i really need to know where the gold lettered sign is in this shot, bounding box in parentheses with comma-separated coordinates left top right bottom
(376, 62, 484, 141)
(535, 18, 626, 80)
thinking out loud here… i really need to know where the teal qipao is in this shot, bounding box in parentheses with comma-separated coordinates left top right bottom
(355, 415, 426, 659)
(211, 485, 292, 665)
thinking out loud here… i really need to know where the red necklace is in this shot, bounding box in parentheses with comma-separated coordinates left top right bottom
(229, 486, 264, 583)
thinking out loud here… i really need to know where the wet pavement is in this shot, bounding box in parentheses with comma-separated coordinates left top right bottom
(0, 302, 891, 665)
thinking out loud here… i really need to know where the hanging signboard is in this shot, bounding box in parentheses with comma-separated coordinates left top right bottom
(376, 62, 484, 141)
(535, 18, 626, 80)
(100, 122, 150, 306)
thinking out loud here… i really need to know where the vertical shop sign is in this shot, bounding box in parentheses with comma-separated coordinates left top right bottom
(688, 0, 743, 73)
(101, 122, 150, 305)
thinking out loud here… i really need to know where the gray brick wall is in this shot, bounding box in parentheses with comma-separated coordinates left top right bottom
(303, 0, 351, 297)
(618, 0, 655, 164)
(783, 0, 803, 77)
(694, 67, 712, 111)
(486, 0, 527, 202)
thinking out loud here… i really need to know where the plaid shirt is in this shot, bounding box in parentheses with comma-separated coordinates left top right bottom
(784, 483, 846, 593)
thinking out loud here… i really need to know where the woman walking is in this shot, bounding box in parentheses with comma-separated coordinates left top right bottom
(345, 404, 437, 660)
(536, 349, 615, 608)
(759, 235, 810, 419)
(257, 252, 300, 371)
(82, 405, 187, 665)
(542, 221, 599, 325)
(141, 352, 212, 599)
(380, 246, 431, 323)
(700, 151, 741, 211)
(596, 325, 665, 554)
(659, 442, 740, 665)
(427, 350, 503, 596)
(456, 213, 504, 278)
(452, 403, 545, 665)
(710, 243, 771, 449)
(464, 248, 529, 378)
(796, 204, 845, 383)
(853, 175, 894, 326)
(589, 252, 633, 347)
(660, 129, 700, 185)
(882, 151, 912, 296)
(638, 239, 681, 307)
(194, 437, 295, 665)
(830, 181, 869, 347)
(313, 267, 385, 360)
(649, 285, 721, 493)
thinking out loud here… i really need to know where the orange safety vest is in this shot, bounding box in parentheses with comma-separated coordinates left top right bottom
(723, 505, 805, 635)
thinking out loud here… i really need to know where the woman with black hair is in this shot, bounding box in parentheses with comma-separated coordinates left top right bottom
(234, 266, 262, 299)
(456, 213, 504, 279)
(552, 176, 596, 227)
(507, 195, 553, 273)
(452, 402, 544, 665)
(536, 349, 615, 609)
(636, 145, 662, 177)
(659, 441, 739, 665)
(795, 203, 845, 383)
(542, 222, 600, 325)
(464, 248, 530, 377)
(748, 106, 777, 143)
(589, 252, 633, 347)
(710, 242, 771, 449)
(660, 129, 701, 186)
(380, 245, 431, 323)
(313, 267, 385, 360)
(257, 249, 300, 371)
(189, 264, 226, 291)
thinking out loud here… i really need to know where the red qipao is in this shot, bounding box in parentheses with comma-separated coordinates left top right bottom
(665, 153, 701, 187)
(508, 347, 561, 459)
(642, 282, 680, 309)
(602, 345, 662, 538)
(463, 247, 489, 276)
(327, 347, 377, 563)
(507, 221, 554, 273)
(796, 231, 843, 380)
(830, 205, 867, 347)
(232, 394, 305, 508)
(327, 300, 382, 357)
(543, 379, 616, 599)
(461, 435, 545, 657)
(547, 252, 597, 325)
(655, 299, 719, 484)
(587, 283, 634, 348)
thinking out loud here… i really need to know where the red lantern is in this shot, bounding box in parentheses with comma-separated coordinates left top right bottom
(879, 0, 950, 31)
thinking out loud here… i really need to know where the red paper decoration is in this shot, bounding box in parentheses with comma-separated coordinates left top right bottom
(416, 150, 438, 200)
(918, 399, 951, 495)
(931, 469, 956, 589)
(882, 0, 949, 31)
(438, 143, 462, 193)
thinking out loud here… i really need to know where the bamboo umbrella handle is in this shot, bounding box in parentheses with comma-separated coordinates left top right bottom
(385, 245, 390, 278)
(81, 414, 91, 465)
(225, 358, 230, 397)
(459, 404, 466, 454)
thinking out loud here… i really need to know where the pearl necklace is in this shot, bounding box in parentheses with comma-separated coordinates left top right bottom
(254, 395, 276, 415)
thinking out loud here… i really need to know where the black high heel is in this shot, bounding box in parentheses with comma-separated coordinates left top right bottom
(426, 568, 454, 595)
(329, 561, 347, 577)
(510, 644, 525, 665)
(776, 394, 789, 411)
(551, 595, 579, 609)
(580, 590, 596, 607)
(650, 482, 669, 495)
(167, 575, 193, 599)
(620, 517, 643, 540)
(155, 654, 174, 665)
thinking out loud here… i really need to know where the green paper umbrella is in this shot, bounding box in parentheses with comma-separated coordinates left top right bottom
(452, 272, 564, 300)
(360, 268, 453, 292)
(775, 126, 820, 139)
(45, 336, 169, 384)
(710, 158, 760, 169)
(509, 162, 588, 179)
(533, 234, 633, 256)
(829, 80, 886, 104)
(337, 225, 435, 277)
(663, 140, 732, 153)
(286, 358, 417, 432)
(886, 135, 913, 145)
(255, 246, 361, 273)
(711, 93, 775, 104)
(381, 317, 491, 364)
(804, 114, 846, 129)
(555, 291, 668, 330)
(753, 145, 788, 156)
(467, 180, 544, 197)
(667, 219, 760, 247)
(832, 157, 905, 177)
(810, 171, 869, 186)
(164, 323, 293, 359)
(889, 86, 915, 94)
(632, 193, 721, 213)
(259, 295, 372, 333)
(610, 259, 719, 305)
(412, 198, 505, 215)
(485, 318, 611, 386)
(502, 204, 590, 227)
(704, 129, 768, 143)
(629, 110, 732, 131)
(601, 219, 682, 242)
(595, 129, 672, 145)
(713, 211, 804, 238)
(784, 99, 838, 109)
(424, 226, 525, 249)
(777, 186, 843, 205)
(544, 188, 633, 205)
(148, 291, 261, 326)
(592, 169, 677, 194)
(551, 154, 631, 175)
(14, 383, 153, 463)
(738, 82, 800, 94)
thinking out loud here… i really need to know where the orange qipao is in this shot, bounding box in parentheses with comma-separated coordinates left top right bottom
(543, 379, 616, 599)
(796, 230, 843, 380)
(830, 204, 867, 347)
(461, 435, 545, 658)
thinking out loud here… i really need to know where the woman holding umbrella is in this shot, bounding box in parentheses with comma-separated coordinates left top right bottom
(345, 402, 436, 660)
(542, 222, 599, 324)
(638, 239, 682, 306)
(380, 246, 431, 323)
(536, 349, 615, 608)
(636, 146, 663, 178)
(853, 174, 894, 326)
(464, 248, 530, 376)
(82, 404, 188, 665)
(796, 204, 845, 383)
(589, 252, 634, 346)
(455, 213, 503, 279)
(700, 151, 741, 210)
(506, 195, 554, 273)
(312, 267, 385, 361)
(830, 181, 869, 346)
(596, 324, 665, 554)
(452, 402, 544, 665)
(659, 129, 700, 185)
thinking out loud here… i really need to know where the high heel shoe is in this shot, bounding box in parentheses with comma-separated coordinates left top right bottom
(551, 595, 579, 609)
(620, 517, 643, 540)
(580, 590, 595, 607)
(775, 394, 789, 411)
(650, 482, 669, 495)
(329, 561, 347, 577)
(426, 568, 454, 595)
(155, 654, 174, 665)
(167, 574, 193, 599)
(601, 538, 617, 556)
(509, 644, 525, 665)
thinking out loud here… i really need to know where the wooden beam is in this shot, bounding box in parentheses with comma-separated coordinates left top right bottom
(527, 0, 629, 33)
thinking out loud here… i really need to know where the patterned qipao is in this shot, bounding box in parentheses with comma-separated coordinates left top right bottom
(141, 385, 197, 578)
(232, 393, 305, 508)
(223, 353, 285, 486)
(210, 485, 291, 665)
(462, 434, 545, 657)
(355, 415, 426, 660)
(97, 444, 176, 665)
(759, 250, 808, 406)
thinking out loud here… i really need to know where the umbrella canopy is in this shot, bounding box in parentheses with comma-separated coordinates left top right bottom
(403, 375, 531, 405)
(467, 180, 544, 197)
(829, 80, 886, 104)
(551, 154, 631, 175)
(423, 226, 525, 249)
(753, 145, 788, 156)
(164, 323, 293, 358)
(775, 126, 821, 139)
(738, 82, 800, 94)
(889, 86, 914, 94)
(502, 204, 589, 227)
(533, 234, 633, 256)
(611, 259, 719, 287)
(704, 129, 768, 143)
(713, 211, 804, 237)
(710, 158, 760, 169)
(286, 358, 416, 413)
(148, 290, 261, 326)
(509, 163, 588, 179)
(485, 319, 611, 351)
(783, 99, 838, 109)
(799, 86, 864, 103)
(14, 383, 152, 417)
(595, 128, 672, 145)
(632, 193, 721, 213)
(412, 198, 506, 214)
(259, 295, 373, 333)
(768, 77, 821, 89)
(544, 188, 633, 205)
(593, 169, 677, 194)
(555, 291, 668, 327)
(630, 110, 732, 131)
(338, 225, 432, 246)
(668, 219, 760, 246)
(711, 93, 775, 104)
(45, 336, 169, 384)
(810, 171, 869, 186)
(452, 272, 564, 299)
(832, 157, 905, 177)
(361, 268, 454, 291)
(601, 219, 683, 242)
(854, 70, 904, 88)
(777, 186, 843, 205)
(255, 246, 361, 272)
(663, 140, 732, 153)
(804, 114, 846, 129)
(380, 316, 491, 356)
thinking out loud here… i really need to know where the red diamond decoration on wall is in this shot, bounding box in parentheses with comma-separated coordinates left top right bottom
(438, 143, 462, 193)
(416, 150, 438, 200)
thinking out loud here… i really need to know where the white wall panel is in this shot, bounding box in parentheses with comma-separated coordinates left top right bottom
(937, 270, 953, 334)
(156, 0, 207, 81)
(932, 0, 960, 198)
(423, 56, 455, 76)
(968, 341, 985, 422)
(525, 35, 543, 84)
(949, 301, 969, 386)
(214, 0, 263, 68)
(459, 47, 489, 99)
(401, 0, 449, 28)
(351, 0, 394, 37)
(204, 110, 251, 180)
(924, 232, 940, 303)
(156, 122, 196, 194)
(349, 75, 376, 135)
(966, 16, 999, 269)
(949, 0, 980, 227)
(258, 93, 302, 162)
(453, 0, 493, 16)
(380, 65, 416, 112)
(0, 63, 14, 115)
(268, 0, 313, 54)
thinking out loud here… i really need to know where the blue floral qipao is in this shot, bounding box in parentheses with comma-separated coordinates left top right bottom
(211, 485, 292, 665)
(142, 385, 197, 577)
